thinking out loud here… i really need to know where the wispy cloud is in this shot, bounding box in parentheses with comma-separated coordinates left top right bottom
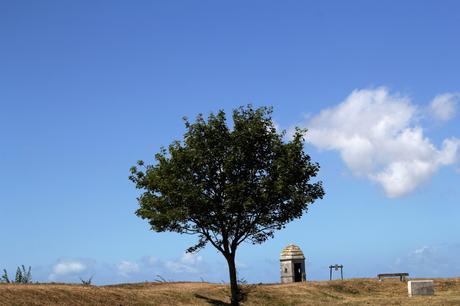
(165, 253, 203, 274)
(298, 87, 459, 197)
(42, 253, 214, 284)
(429, 93, 459, 122)
(117, 260, 140, 277)
(392, 244, 460, 277)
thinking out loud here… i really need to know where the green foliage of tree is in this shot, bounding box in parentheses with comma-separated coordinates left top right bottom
(129, 106, 324, 305)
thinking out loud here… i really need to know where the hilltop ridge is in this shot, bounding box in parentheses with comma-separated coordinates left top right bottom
(1, 278, 459, 305)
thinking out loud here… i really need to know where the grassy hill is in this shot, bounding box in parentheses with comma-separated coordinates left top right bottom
(1, 278, 459, 305)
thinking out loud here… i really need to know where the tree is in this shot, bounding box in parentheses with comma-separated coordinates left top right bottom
(129, 106, 324, 305)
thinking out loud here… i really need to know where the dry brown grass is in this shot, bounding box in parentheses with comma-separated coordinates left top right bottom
(0, 278, 459, 305)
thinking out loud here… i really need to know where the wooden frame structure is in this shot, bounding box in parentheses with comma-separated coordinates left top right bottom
(329, 264, 343, 280)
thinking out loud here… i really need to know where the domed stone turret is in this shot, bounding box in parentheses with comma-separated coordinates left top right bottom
(280, 244, 306, 283)
(280, 244, 305, 260)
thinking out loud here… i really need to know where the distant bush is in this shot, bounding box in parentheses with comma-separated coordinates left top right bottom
(1, 265, 32, 284)
(237, 276, 247, 285)
(1, 269, 9, 283)
(154, 275, 168, 283)
(79, 276, 93, 286)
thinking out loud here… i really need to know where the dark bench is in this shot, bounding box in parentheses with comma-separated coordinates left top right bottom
(377, 273, 409, 282)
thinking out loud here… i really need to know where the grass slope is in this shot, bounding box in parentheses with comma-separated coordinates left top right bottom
(1, 278, 459, 305)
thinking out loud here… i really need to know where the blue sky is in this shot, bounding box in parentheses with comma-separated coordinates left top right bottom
(1, 1, 459, 284)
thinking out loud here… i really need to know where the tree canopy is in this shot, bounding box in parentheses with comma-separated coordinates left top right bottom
(129, 106, 324, 305)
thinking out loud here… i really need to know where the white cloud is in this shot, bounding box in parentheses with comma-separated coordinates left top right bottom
(181, 252, 202, 266)
(39, 252, 224, 284)
(392, 244, 460, 277)
(303, 87, 459, 197)
(430, 93, 459, 121)
(117, 260, 140, 277)
(165, 253, 202, 273)
(52, 260, 86, 276)
(143, 256, 159, 266)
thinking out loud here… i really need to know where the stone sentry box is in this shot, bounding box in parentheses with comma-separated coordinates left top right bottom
(280, 244, 306, 283)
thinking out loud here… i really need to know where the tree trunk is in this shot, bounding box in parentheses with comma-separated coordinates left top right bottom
(225, 253, 239, 306)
